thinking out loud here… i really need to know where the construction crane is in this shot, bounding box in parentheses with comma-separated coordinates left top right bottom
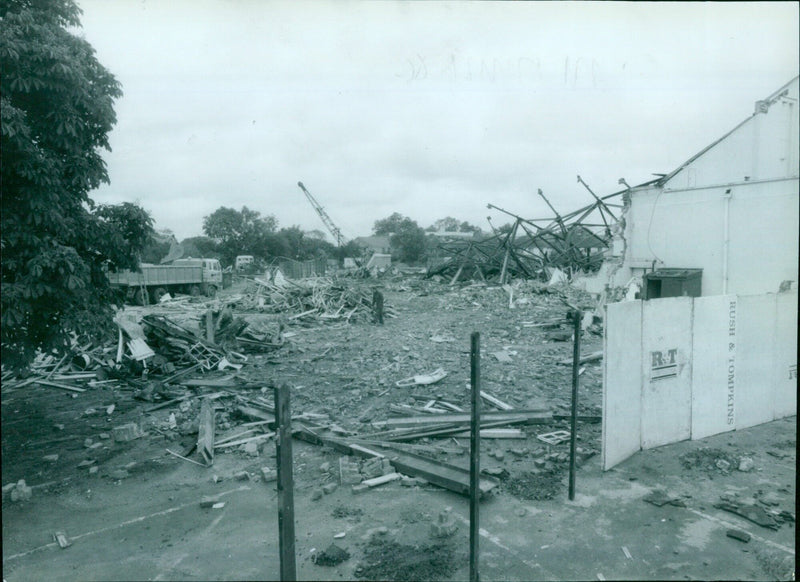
(297, 181, 348, 247)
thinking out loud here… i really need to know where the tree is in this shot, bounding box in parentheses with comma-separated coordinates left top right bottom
(373, 213, 427, 264)
(392, 217, 427, 263)
(1, 0, 154, 369)
(202, 206, 278, 265)
(337, 240, 366, 263)
(373, 212, 406, 236)
(459, 221, 482, 234)
(180, 236, 220, 261)
(427, 217, 481, 234)
(276, 226, 334, 260)
(305, 229, 327, 241)
(427, 217, 461, 233)
(495, 222, 514, 235)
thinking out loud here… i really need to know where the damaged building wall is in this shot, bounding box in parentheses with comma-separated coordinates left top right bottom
(610, 76, 799, 296)
(622, 179, 798, 295)
(602, 291, 798, 470)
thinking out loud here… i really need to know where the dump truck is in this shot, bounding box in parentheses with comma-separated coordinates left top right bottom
(107, 258, 223, 305)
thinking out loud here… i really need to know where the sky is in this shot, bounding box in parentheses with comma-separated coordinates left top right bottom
(76, 1, 799, 242)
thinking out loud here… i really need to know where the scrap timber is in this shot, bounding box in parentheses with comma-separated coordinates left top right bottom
(293, 426, 499, 497)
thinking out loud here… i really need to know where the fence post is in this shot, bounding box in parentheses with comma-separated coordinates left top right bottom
(568, 309, 581, 500)
(274, 384, 296, 580)
(470, 331, 481, 582)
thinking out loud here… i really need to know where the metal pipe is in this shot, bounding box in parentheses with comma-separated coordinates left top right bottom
(275, 384, 296, 581)
(568, 310, 581, 500)
(722, 189, 732, 294)
(470, 332, 481, 582)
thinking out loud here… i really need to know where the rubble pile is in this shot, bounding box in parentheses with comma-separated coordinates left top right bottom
(227, 276, 397, 323)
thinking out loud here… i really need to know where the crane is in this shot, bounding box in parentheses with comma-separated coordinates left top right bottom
(297, 181, 348, 247)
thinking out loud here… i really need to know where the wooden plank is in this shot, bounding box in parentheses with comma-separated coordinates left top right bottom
(452, 428, 525, 439)
(44, 353, 69, 380)
(34, 379, 86, 393)
(197, 398, 215, 466)
(288, 308, 317, 320)
(386, 419, 531, 442)
(437, 401, 464, 412)
(386, 447, 497, 497)
(145, 395, 191, 413)
(348, 444, 385, 459)
(51, 373, 97, 380)
(360, 472, 401, 488)
(214, 428, 257, 445)
(180, 376, 237, 387)
(237, 405, 275, 425)
(553, 414, 601, 423)
(214, 432, 274, 449)
(291, 430, 497, 498)
(480, 390, 513, 410)
(558, 350, 604, 365)
(373, 409, 551, 428)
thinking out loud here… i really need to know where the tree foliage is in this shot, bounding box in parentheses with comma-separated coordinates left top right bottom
(202, 206, 279, 264)
(373, 213, 427, 264)
(179, 236, 220, 261)
(426, 216, 482, 234)
(372, 212, 406, 236)
(201, 207, 339, 265)
(458, 220, 482, 234)
(1, 0, 155, 368)
(140, 229, 177, 264)
(426, 216, 461, 233)
(277, 226, 335, 261)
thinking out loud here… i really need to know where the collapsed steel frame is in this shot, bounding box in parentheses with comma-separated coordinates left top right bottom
(427, 176, 629, 284)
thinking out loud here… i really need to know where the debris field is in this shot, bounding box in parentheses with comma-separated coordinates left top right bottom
(1, 272, 795, 581)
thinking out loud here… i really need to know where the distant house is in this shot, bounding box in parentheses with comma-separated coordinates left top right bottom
(352, 235, 391, 255)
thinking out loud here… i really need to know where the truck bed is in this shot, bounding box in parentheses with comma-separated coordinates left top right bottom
(107, 265, 204, 287)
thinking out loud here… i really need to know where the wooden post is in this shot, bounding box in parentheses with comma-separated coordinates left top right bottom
(372, 289, 384, 325)
(568, 310, 581, 500)
(206, 309, 215, 343)
(274, 384, 296, 581)
(469, 332, 481, 582)
(197, 397, 215, 466)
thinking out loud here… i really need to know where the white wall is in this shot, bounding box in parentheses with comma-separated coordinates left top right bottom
(621, 178, 799, 295)
(613, 77, 799, 296)
(602, 291, 797, 470)
(601, 300, 642, 470)
(668, 79, 798, 189)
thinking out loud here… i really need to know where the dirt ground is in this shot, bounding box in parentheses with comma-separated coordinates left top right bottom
(2, 275, 796, 581)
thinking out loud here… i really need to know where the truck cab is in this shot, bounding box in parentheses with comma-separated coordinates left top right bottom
(235, 255, 254, 271)
(172, 258, 223, 290)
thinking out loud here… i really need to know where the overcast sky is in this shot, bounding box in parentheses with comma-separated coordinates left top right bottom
(76, 1, 799, 242)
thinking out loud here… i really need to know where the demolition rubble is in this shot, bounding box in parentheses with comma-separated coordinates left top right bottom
(2, 201, 795, 580)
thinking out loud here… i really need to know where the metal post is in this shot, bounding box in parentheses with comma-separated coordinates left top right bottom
(568, 310, 582, 500)
(274, 384, 296, 581)
(469, 332, 481, 582)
